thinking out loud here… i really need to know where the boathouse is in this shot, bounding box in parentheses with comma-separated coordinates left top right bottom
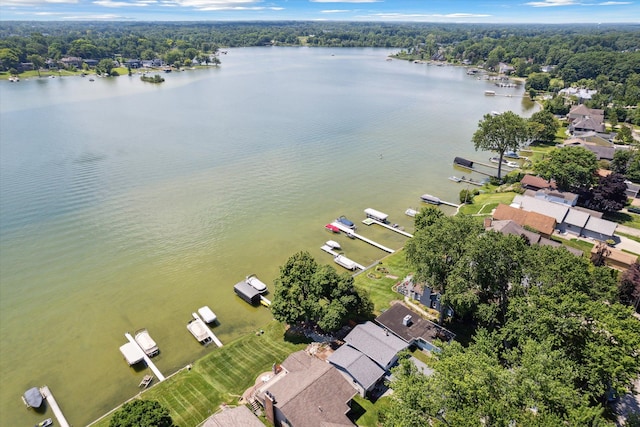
(234, 280, 261, 305)
(454, 157, 473, 168)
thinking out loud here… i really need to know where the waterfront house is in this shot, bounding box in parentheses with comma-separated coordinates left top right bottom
(256, 350, 356, 427)
(520, 174, 556, 191)
(343, 321, 408, 371)
(328, 344, 385, 397)
(492, 203, 557, 238)
(590, 246, 638, 271)
(524, 188, 579, 207)
(485, 218, 583, 256)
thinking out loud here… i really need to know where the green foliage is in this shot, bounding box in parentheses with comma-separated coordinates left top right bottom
(472, 111, 530, 179)
(271, 251, 373, 332)
(611, 149, 640, 183)
(140, 74, 165, 83)
(528, 110, 560, 144)
(459, 188, 475, 204)
(535, 146, 598, 192)
(615, 125, 634, 145)
(109, 400, 175, 427)
(413, 206, 445, 232)
(619, 261, 640, 310)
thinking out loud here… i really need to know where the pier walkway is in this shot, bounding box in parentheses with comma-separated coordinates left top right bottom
(190, 313, 223, 347)
(362, 218, 413, 238)
(320, 245, 366, 270)
(39, 386, 70, 427)
(329, 222, 395, 253)
(125, 333, 166, 381)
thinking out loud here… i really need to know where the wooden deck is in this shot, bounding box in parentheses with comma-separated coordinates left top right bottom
(39, 386, 70, 427)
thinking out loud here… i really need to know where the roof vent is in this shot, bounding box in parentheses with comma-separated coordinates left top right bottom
(402, 315, 412, 326)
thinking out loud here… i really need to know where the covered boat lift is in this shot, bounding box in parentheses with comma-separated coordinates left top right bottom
(22, 387, 43, 408)
(234, 280, 261, 305)
(364, 208, 389, 223)
(119, 341, 145, 366)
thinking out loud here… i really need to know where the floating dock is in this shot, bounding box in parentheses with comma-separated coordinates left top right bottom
(421, 194, 460, 208)
(329, 221, 395, 253)
(39, 386, 70, 427)
(190, 312, 223, 347)
(362, 218, 413, 238)
(125, 333, 166, 381)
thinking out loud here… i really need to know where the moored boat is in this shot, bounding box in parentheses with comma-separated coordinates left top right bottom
(119, 342, 145, 366)
(246, 274, 268, 293)
(35, 418, 53, 427)
(325, 240, 341, 249)
(22, 387, 43, 409)
(334, 254, 358, 271)
(325, 223, 340, 233)
(187, 317, 213, 345)
(134, 328, 159, 357)
(448, 176, 462, 182)
(489, 157, 518, 168)
(336, 215, 356, 230)
(405, 208, 419, 217)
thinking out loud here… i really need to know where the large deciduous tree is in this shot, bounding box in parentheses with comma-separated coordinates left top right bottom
(535, 146, 598, 192)
(528, 109, 559, 144)
(109, 400, 175, 427)
(271, 251, 372, 332)
(619, 261, 640, 311)
(587, 172, 628, 213)
(472, 111, 530, 179)
(405, 214, 483, 322)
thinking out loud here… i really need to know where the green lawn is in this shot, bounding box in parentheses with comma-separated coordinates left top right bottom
(550, 236, 594, 257)
(605, 211, 640, 231)
(354, 250, 413, 314)
(458, 192, 517, 216)
(90, 322, 304, 427)
(352, 395, 393, 427)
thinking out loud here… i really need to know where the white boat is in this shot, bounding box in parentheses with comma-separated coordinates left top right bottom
(187, 317, 213, 345)
(421, 194, 441, 205)
(325, 240, 341, 250)
(489, 157, 518, 168)
(364, 208, 389, 223)
(35, 418, 53, 427)
(484, 90, 495, 96)
(198, 306, 217, 324)
(334, 254, 357, 271)
(245, 274, 268, 293)
(134, 328, 159, 357)
(405, 208, 419, 217)
(448, 176, 462, 182)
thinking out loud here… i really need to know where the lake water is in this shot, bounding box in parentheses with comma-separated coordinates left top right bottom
(0, 47, 536, 425)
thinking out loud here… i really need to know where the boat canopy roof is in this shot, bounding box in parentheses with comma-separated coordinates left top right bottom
(364, 208, 388, 221)
(246, 274, 267, 292)
(119, 342, 145, 365)
(198, 306, 217, 323)
(23, 387, 43, 408)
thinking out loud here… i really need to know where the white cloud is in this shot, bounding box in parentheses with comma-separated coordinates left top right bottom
(310, 0, 379, 3)
(320, 9, 350, 13)
(64, 13, 128, 18)
(0, 0, 76, 6)
(596, 1, 632, 4)
(93, 0, 149, 7)
(525, 0, 579, 7)
(367, 12, 491, 20)
(159, 0, 283, 10)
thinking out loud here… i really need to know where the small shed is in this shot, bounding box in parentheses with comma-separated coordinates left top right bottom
(234, 281, 261, 305)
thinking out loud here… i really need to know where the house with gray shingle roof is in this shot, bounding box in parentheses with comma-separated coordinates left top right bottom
(328, 344, 385, 397)
(344, 321, 408, 370)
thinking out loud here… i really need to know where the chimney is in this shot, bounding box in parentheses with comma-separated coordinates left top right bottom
(402, 315, 412, 326)
(264, 391, 275, 424)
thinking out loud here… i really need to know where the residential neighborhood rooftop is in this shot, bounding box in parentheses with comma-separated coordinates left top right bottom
(375, 303, 455, 347)
(344, 321, 408, 369)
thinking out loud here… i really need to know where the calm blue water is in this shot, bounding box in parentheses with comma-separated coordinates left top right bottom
(0, 47, 536, 425)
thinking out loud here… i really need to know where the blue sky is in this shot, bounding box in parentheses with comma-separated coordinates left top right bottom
(1, 0, 638, 23)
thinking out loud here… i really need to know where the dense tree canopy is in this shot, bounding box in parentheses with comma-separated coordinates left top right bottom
(587, 172, 629, 213)
(528, 110, 559, 144)
(389, 217, 640, 426)
(109, 400, 175, 427)
(535, 146, 598, 192)
(271, 251, 373, 332)
(472, 111, 530, 179)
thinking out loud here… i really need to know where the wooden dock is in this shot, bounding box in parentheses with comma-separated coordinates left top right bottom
(39, 386, 70, 427)
(125, 333, 166, 381)
(453, 163, 495, 177)
(329, 222, 395, 253)
(320, 245, 366, 270)
(362, 218, 413, 238)
(190, 313, 223, 347)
